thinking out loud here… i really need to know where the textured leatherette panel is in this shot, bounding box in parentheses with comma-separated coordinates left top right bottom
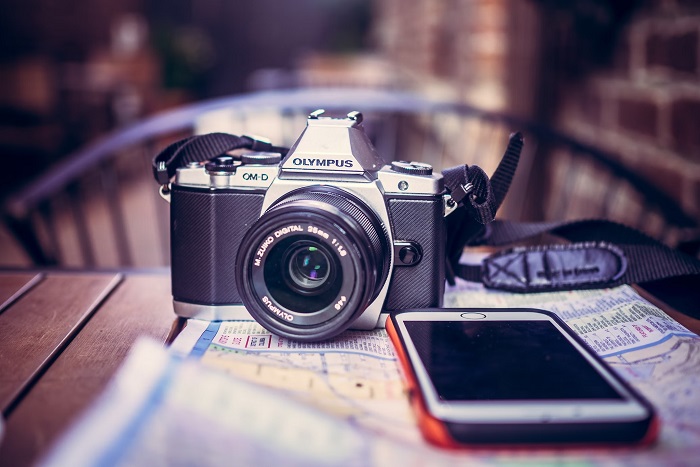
(171, 187, 264, 304)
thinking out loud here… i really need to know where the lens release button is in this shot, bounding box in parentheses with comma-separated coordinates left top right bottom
(393, 241, 423, 266)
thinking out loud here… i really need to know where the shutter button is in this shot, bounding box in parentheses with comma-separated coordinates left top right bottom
(205, 155, 238, 173)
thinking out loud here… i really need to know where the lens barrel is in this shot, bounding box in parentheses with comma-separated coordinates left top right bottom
(236, 186, 391, 341)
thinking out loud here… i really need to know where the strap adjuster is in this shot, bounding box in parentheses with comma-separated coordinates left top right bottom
(450, 182, 474, 205)
(155, 161, 170, 185)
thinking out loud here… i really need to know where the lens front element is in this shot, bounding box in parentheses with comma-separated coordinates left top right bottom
(264, 237, 342, 313)
(288, 243, 331, 291)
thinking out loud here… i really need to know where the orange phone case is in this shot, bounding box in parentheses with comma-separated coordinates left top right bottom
(386, 313, 659, 450)
(387, 316, 466, 449)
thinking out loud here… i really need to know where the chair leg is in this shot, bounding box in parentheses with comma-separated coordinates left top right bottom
(2, 214, 57, 266)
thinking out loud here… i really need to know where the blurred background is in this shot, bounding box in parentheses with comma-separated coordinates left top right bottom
(1, 0, 699, 268)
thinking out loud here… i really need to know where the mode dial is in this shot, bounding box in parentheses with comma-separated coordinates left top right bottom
(390, 161, 433, 176)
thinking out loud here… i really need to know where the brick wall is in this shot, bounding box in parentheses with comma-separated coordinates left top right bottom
(372, 0, 539, 115)
(372, 0, 700, 245)
(558, 1, 700, 224)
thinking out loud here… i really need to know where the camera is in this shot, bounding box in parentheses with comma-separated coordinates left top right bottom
(168, 110, 447, 341)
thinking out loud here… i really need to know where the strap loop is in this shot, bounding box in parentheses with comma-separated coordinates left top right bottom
(442, 163, 496, 225)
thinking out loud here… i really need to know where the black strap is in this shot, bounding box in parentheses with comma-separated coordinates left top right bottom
(151, 133, 288, 184)
(443, 132, 523, 283)
(454, 219, 700, 292)
(441, 132, 700, 294)
(488, 132, 523, 211)
(154, 131, 700, 298)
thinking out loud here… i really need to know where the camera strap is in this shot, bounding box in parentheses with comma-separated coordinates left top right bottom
(442, 132, 523, 280)
(451, 219, 700, 292)
(151, 133, 289, 185)
(152, 131, 700, 298)
(441, 135, 700, 297)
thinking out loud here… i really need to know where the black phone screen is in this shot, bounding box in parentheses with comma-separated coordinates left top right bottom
(404, 320, 623, 401)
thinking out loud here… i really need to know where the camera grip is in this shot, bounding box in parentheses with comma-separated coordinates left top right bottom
(385, 197, 445, 311)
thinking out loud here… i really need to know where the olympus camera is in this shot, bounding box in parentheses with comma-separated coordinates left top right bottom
(167, 110, 449, 341)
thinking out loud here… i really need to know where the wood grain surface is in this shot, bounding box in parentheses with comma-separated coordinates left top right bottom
(0, 272, 42, 313)
(0, 273, 121, 413)
(0, 273, 175, 466)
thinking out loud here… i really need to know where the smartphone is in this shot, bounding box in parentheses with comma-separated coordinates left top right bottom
(387, 308, 658, 447)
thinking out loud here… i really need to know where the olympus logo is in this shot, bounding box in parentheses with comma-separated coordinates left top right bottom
(292, 158, 354, 168)
(262, 296, 293, 322)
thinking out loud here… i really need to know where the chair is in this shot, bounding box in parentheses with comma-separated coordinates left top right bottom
(2, 88, 698, 268)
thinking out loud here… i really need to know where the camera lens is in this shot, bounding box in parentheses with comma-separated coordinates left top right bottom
(263, 237, 342, 313)
(236, 186, 391, 341)
(286, 242, 332, 293)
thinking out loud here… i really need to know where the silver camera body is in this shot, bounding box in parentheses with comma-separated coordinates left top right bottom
(169, 110, 447, 341)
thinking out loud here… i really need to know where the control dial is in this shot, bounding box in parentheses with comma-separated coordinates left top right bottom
(241, 152, 282, 165)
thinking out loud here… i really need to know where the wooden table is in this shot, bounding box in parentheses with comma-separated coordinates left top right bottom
(0, 270, 699, 466)
(0, 270, 178, 466)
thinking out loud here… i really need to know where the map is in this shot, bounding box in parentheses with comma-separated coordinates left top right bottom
(171, 320, 421, 443)
(169, 281, 700, 464)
